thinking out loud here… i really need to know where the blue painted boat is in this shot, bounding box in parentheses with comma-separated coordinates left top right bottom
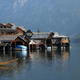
(15, 45, 27, 51)
(15, 45, 28, 58)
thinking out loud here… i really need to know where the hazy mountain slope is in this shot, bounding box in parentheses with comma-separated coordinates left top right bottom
(0, 0, 80, 35)
(71, 33, 80, 43)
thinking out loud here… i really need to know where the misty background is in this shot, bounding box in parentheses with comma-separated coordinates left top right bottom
(0, 0, 80, 37)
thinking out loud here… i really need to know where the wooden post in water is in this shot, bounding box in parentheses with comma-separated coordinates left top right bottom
(3, 46, 5, 56)
(51, 44, 53, 52)
(45, 40, 47, 51)
(10, 47, 12, 56)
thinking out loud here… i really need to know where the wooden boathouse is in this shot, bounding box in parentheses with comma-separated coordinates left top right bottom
(0, 23, 30, 53)
(0, 23, 70, 52)
(29, 32, 53, 50)
(52, 33, 70, 49)
(29, 32, 70, 50)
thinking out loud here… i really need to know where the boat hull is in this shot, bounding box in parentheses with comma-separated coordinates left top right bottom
(15, 45, 27, 51)
(15, 45, 28, 58)
(15, 48, 27, 51)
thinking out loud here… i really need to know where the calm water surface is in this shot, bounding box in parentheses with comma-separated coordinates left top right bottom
(0, 44, 80, 80)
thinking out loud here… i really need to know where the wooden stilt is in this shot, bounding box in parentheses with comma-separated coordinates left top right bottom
(10, 47, 12, 56)
(3, 46, 5, 56)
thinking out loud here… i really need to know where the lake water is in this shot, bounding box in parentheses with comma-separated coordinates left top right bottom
(0, 44, 80, 80)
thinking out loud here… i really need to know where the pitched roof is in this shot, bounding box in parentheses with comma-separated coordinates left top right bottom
(0, 23, 26, 32)
(18, 35, 30, 43)
(0, 23, 14, 28)
(17, 27, 26, 32)
(31, 32, 53, 39)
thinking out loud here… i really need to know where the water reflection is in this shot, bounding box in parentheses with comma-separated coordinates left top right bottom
(0, 49, 70, 65)
(0, 49, 70, 80)
(0, 52, 32, 78)
(30, 49, 70, 62)
(54, 49, 70, 61)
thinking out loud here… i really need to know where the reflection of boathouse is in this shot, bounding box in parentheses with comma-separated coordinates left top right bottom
(0, 23, 30, 50)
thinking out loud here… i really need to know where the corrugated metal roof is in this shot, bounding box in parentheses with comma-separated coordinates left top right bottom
(0, 28, 16, 32)
(31, 32, 69, 39)
(0, 36, 17, 41)
(0, 35, 30, 43)
(31, 32, 50, 39)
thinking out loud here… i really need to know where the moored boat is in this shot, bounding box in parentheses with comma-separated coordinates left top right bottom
(15, 45, 27, 51)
